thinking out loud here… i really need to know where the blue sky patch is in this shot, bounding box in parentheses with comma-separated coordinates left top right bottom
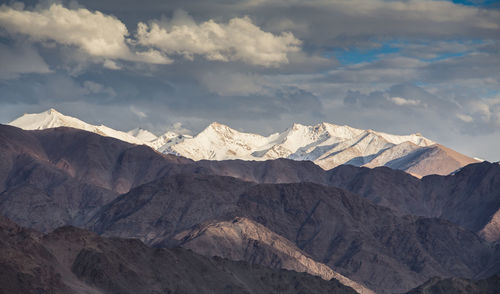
(449, 0, 500, 6)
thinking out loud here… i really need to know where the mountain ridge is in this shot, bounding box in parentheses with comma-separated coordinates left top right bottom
(0, 124, 499, 293)
(0, 215, 359, 294)
(8, 109, 479, 177)
(6, 109, 477, 177)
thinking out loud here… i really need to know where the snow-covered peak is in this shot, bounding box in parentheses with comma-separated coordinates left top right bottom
(9, 109, 144, 145)
(10, 108, 85, 130)
(151, 131, 190, 151)
(10, 109, 465, 176)
(372, 130, 434, 146)
(128, 128, 158, 142)
(164, 121, 437, 167)
(168, 122, 271, 160)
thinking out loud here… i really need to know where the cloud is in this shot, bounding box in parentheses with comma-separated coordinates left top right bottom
(323, 57, 424, 85)
(0, 3, 170, 64)
(130, 105, 147, 118)
(449, 97, 500, 135)
(456, 113, 474, 123)
(201, 72, 270, 96)
(168, 122, 192, 135)
(389, 96, 421, 106)
(83, 81, 116, 97)
(1, 0, 500, 162)
(0, 43, 51, 79)
(103, 59, 121, 70)
(247, 0, 500, 48)
(136, 10, 301, 67)
(343, 84, 454, 113)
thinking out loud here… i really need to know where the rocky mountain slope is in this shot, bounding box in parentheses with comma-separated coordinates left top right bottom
(9, 109, 478, 177)
(1, 124, 498, 293)
(1, 124, 498, 243)
(0, 124, 191, 232)
(89, 174, 494, 293)
(174, 217, 374, 294)
(406, 275, 500, 294)
(187, 158, 500, 243)
(0, 216, 358, 294)
(327, 162, 500, 242)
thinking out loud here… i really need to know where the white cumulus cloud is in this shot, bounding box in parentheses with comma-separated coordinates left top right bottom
(389, 96, 421, 106)
(136, 11, 301, 67)
(0, 3, 170, 64)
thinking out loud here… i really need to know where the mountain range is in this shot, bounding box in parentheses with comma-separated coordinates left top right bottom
(9, 109, 478, 177)
(1, 122, 499, 293)
(0, 215, 359, 294)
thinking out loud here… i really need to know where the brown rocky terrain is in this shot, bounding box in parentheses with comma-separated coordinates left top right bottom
(327, 162, 500, 242)
(406, 275, 500, 294)
(0, 124, 194, 232)
(1, 124, 500, 293)
(0, 216, 358, 294)
(174, 217, 374, 294)
(89, 174, 495, 293)
(363, 143, 478, 178)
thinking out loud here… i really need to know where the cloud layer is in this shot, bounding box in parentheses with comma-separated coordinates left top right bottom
(1, 0, 500, 161)
(0, 3, 300, 67)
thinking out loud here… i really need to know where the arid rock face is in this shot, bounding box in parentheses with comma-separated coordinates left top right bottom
(406, 275, 500, 294)
(88, 175, 494, 293)
(174, 217, 374, 294)
(327, 162, 500, 242)
(1, 125, 500, 294)
(0, 124, 193, 232)
(0, 216, 358, 294)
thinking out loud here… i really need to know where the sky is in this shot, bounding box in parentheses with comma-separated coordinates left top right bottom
(0, 0, 500, 161)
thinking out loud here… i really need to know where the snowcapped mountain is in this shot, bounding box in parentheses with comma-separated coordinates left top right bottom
(153, 132, 192, 153)
(165, 121, 477, 177)
(127, 127, 192, 150)
(127, 128, 157, 142)
(8, 109, 478, 177)
(9, 109, 145, 145)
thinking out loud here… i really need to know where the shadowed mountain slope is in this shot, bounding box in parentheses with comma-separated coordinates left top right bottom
(0, 124, 192, 232)
(89, 174, 495, 294)
(0, 216, 358, 294)
(327, 162, 500, 241)
(1, 124, 499, 293)
(174, 217, 374, 294)
(406, 274, 500, 294)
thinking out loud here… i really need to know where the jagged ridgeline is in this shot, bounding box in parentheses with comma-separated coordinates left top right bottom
(1, 116, 499, 293)
(9, 109, 478, 178)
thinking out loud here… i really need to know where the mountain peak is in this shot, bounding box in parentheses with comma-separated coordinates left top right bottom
(128, 128, 157, 142)
(47, 108, 59, 115)
(9, 109, 144, 145)
(207, 121, 234, 131)
(9, 109, 476, 177)
(290, 122, 307, 130)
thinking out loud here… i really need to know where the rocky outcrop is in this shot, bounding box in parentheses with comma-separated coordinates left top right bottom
(89, 175, 495, 293)
(1, 124, 499, 293)
(327, 162, 500, 242)
(0, 124, 192, 232)
(174, 217, 374, 294)
(406, 275, 500, 294)
(0, 216, 358, 294)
